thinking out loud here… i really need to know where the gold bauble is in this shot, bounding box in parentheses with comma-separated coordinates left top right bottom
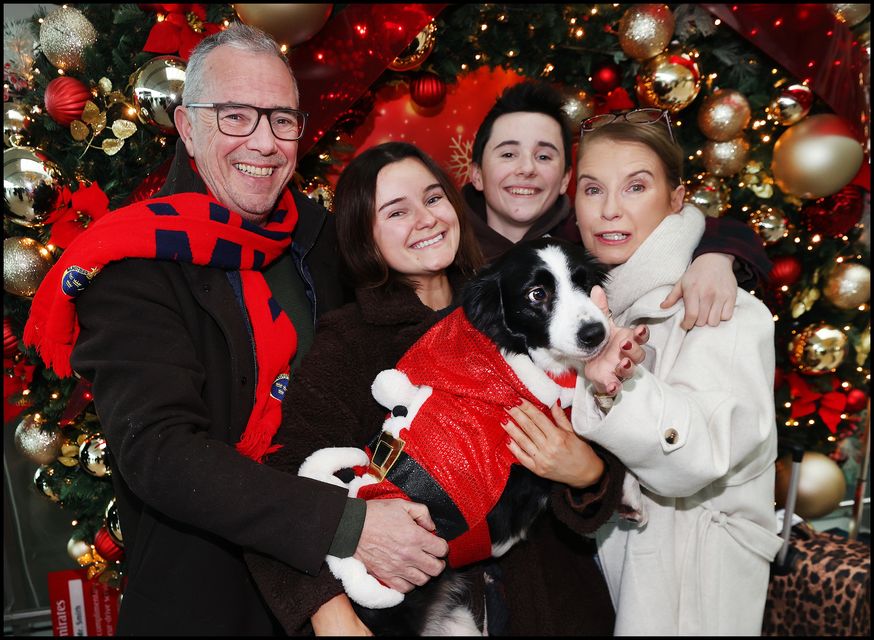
(561, 89, 596, 129)
(685, 174, 730, 217)
(3, 146, 70, 228)
(105, 498, 124, 546)
(748, 206, 789, 244)
(38, 6, 97, 72)
(823, 262, 870, 310)
(4, 101, 29, 147)
(830, 3, 870, 26)
(775, 451, 846, 519)
(79, 433, 111, 477)
(235, 4, 333, 48)
(618, 4, 675, 61)
(33, 465, 61, 503)
(772, 114, 865, 199)
(768, 84, 813, 126)
(14, 415, 63, 465)
(697, 89, 751, 141)
(635, 48, 701, 113)
(789, 323, 849, 374)
(3, 237, 55, 298)
(130, 56, 187, 135)
(389, 22, 437, 72)
(702, 137, 749, 177)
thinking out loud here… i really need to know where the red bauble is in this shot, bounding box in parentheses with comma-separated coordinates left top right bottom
(44, 77, 92, 126)
(800, 185, 865, 237)
(410, 72, 446, 108)
(770, 255, 802, 287)
(845, 388, 868, 413)
(3, 316, 19, 359)
(93, 527, 124, 563)
(591, 61, 622, 94)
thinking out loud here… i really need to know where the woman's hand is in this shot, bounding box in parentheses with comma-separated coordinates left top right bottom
(310, 594, 373, 636)
(660, 252, 737, 330)
(503, 399, 604, 488)
(584, 285, 649, 395)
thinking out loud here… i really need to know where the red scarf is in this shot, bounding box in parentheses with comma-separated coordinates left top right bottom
(23, 191, 298, 463)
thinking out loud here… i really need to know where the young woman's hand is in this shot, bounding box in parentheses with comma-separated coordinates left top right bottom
(311, 594, 373, 636)
(503, 399, 604, 488)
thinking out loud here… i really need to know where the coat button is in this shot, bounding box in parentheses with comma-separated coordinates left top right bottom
(202, 284, 211, 293)
(664, 428, 679, 444)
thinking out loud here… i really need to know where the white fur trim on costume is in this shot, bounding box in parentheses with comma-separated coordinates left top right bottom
(371, 368, 433, 439)
(326, 555, 405, 609)
(298, 447, 370, 489)
(501, 351, 565, 408)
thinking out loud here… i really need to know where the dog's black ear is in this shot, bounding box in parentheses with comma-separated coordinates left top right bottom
(461, 265, 508, 341)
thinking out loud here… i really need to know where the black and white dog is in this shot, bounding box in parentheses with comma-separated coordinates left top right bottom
(299, 237, 611, 635)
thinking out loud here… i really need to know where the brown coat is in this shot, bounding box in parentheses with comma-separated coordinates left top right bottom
(246, 275, 621, 635)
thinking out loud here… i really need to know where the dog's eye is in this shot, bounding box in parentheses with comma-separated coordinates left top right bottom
(526, 287, 548, 303)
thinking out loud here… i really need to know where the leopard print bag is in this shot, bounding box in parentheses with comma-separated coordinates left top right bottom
(763, 522, 870, 636)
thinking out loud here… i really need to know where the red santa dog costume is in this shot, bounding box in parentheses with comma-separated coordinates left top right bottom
(299, 306, 578, 609)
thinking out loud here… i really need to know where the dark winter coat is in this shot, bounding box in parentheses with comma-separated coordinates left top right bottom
(246, 274, 621, 635)
(69, 142, 349, 635)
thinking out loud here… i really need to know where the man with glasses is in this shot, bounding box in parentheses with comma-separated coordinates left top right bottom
(27, 23, 448, 635)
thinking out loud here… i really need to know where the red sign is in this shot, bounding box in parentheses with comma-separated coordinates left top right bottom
(47, 569, 120, 636)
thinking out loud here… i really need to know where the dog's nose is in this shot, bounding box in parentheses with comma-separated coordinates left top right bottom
(578, 323, 606, 349)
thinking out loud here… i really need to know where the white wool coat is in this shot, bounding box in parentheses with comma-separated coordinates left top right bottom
(572, 205, 783, 636)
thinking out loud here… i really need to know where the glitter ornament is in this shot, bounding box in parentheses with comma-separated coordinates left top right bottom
(618, 4, 675, 61)
(822, 262, 870, 310)
(39, 6, 97, 72)
(3, 237, 55, 298)
(14, 415, 63, 465)
(3, 146, 69, 228)
(561, 89, 596, 129)
(789, 323, 849, 375)
(799, 185, 865, 237)
(697, 89, 751, 141)
(685, 174, 730, 218)
(702, 137, 749, 177)
(748, 207, 789, 245)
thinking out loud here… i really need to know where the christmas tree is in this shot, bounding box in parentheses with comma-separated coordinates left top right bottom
(4, 3, 870, 589)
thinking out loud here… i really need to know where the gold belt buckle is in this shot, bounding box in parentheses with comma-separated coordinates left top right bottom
(368, 432, 406, 482)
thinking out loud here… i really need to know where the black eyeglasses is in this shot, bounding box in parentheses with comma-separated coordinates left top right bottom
(185, 103, 308, 141)
(580, 108, 674, 143)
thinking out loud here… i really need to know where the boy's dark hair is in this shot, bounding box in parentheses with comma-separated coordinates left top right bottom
(471, 81, 574, 169)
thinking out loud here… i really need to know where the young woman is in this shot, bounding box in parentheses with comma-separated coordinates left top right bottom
(246, 142, 625, 635)
(507, 111, 782, 635)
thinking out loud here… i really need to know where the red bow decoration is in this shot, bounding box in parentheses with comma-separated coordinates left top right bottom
(787, 372, 847, 433)
(141, 4, 221, 61)
(594, 87, 635, 115)
(46, 182, 111, 250)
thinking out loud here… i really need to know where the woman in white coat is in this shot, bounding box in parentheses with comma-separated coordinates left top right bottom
(506, 110, 782, 636)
